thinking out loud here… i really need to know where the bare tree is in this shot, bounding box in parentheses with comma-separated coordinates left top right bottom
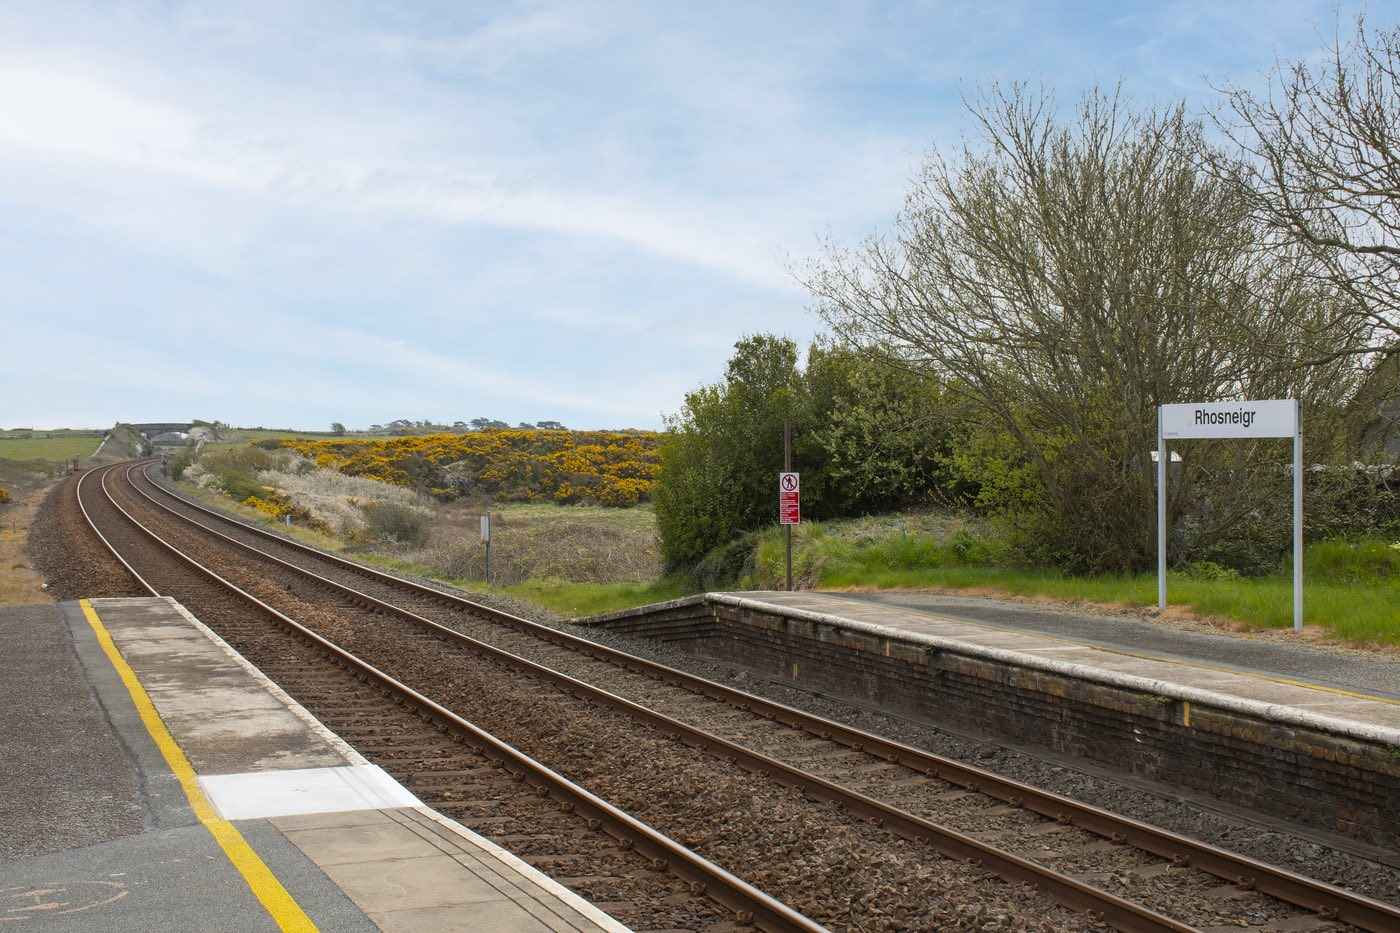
(1215, 15, 1400, 358)
(802, 84, 1358, 571)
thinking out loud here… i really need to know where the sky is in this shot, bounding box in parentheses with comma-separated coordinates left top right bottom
(1, 0, 1392, 431)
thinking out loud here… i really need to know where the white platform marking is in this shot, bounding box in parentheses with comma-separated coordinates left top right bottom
(199, 765, 421, 819)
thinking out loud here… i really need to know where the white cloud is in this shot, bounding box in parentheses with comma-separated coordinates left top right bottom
(0, 50, 803, 290)
(2, 0, 1382, 431)
(0, 60, 268, 188)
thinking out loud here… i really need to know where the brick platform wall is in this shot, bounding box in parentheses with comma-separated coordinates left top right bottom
(585, 597, 1400, 849)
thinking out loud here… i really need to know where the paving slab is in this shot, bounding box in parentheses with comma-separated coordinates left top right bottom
(1, 597, 629, 932)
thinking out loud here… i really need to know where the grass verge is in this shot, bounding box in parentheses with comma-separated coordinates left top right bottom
(503, 577, 686, 617)
(753, 521, 1400, 645)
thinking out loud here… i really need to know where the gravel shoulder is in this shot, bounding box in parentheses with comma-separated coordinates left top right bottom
(29, 471, 146, 601)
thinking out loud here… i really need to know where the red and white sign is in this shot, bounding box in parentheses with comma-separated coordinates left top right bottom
(779, 472, 800, 525)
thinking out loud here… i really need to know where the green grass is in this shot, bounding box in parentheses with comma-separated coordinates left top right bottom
(503, 577, 686, 617)
(0, 434, 104, 461)
(343, 553, 685, 619)
(752, 521, 1400, 644)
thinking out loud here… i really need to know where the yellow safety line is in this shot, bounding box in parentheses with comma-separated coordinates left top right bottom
(79, 600, 318, 932)
(812, 592, 1400, 707)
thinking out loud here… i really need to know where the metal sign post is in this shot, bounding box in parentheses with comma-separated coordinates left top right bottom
(779, 471, 800, 592)
(1158, 399, 1303, 631)
(780, 421, 799, 592)
(480, 512, 492, 585)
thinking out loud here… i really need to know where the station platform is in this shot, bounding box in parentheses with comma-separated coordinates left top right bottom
(0, 597, 629, 933)
(747, 590, 1400, 736)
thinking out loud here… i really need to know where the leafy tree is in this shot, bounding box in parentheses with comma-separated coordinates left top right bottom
(330, 421, 346, 436)
(804, 341, 962, 515)
(654, 334, 970, 570)
(654, 335, 803, 565)
(804, 84, 1361, 572)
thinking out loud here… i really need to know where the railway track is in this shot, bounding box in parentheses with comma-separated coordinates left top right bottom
(70, 459, 1400, 932)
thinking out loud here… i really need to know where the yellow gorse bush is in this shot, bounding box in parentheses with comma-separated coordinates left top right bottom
(243, 491, 334, 535)
(280, 429, 662, 507)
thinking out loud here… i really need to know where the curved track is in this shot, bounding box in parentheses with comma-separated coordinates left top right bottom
(70, 460, 1400, 932)
(77, 462, 819, 933)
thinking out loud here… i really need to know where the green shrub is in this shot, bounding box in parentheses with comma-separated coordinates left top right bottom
(217, 472, 271, 503)
(743, 519, 1009, 589)
(687, 531, 761, 590)
(865, 533, 940, 570)
(1305, 537, 1400, 585)
(1181, 561, 1242, 582)
(0, 487, 10, 504)
(855, 527, 1001, 572)
(165, 447, 197, 480)
(361, 501, 431, 547)
(200, 445, 280, 477)
(191, 445, 289, 506)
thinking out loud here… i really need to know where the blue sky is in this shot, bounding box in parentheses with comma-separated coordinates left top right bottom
(1, 0, 1390, 431)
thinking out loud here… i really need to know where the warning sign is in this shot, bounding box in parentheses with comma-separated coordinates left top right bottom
(779, 472, 800, 525)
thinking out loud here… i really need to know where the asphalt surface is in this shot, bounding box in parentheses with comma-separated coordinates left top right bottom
(0, 603, 376, 931)
(819, 590, 1400, 701)
(0, 603, 146, 860)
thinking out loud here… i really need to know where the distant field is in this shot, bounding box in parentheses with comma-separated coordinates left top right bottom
(0, 434, 104, 461)
(0, 428, 101, 435)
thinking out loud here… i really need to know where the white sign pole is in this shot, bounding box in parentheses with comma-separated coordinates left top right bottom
(1293, 399, 1303, 632)
(1157, 408, 1167, 611)
(1157, 398, 1303, 630)
(480, 512, 492, 585)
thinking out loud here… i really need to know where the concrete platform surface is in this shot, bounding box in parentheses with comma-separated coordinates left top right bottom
(734, 590, 1400, 740)
(0, 597, 629, 933)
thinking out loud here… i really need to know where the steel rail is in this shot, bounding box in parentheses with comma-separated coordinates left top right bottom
(120, 464, 1200, 932)
(75, 460, 162, 595)
(79, 463, 828, 933)
(130, 460, 1400, 932)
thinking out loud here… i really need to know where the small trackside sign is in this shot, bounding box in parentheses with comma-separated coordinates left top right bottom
(779, 472, 800, 524)
(1161, 399, 1298, 439)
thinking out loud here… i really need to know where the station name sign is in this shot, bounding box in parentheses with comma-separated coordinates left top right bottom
(1160, 399, 1298, 440)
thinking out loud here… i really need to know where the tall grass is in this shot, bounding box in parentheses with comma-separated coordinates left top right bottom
(504, 577, 686, 617)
